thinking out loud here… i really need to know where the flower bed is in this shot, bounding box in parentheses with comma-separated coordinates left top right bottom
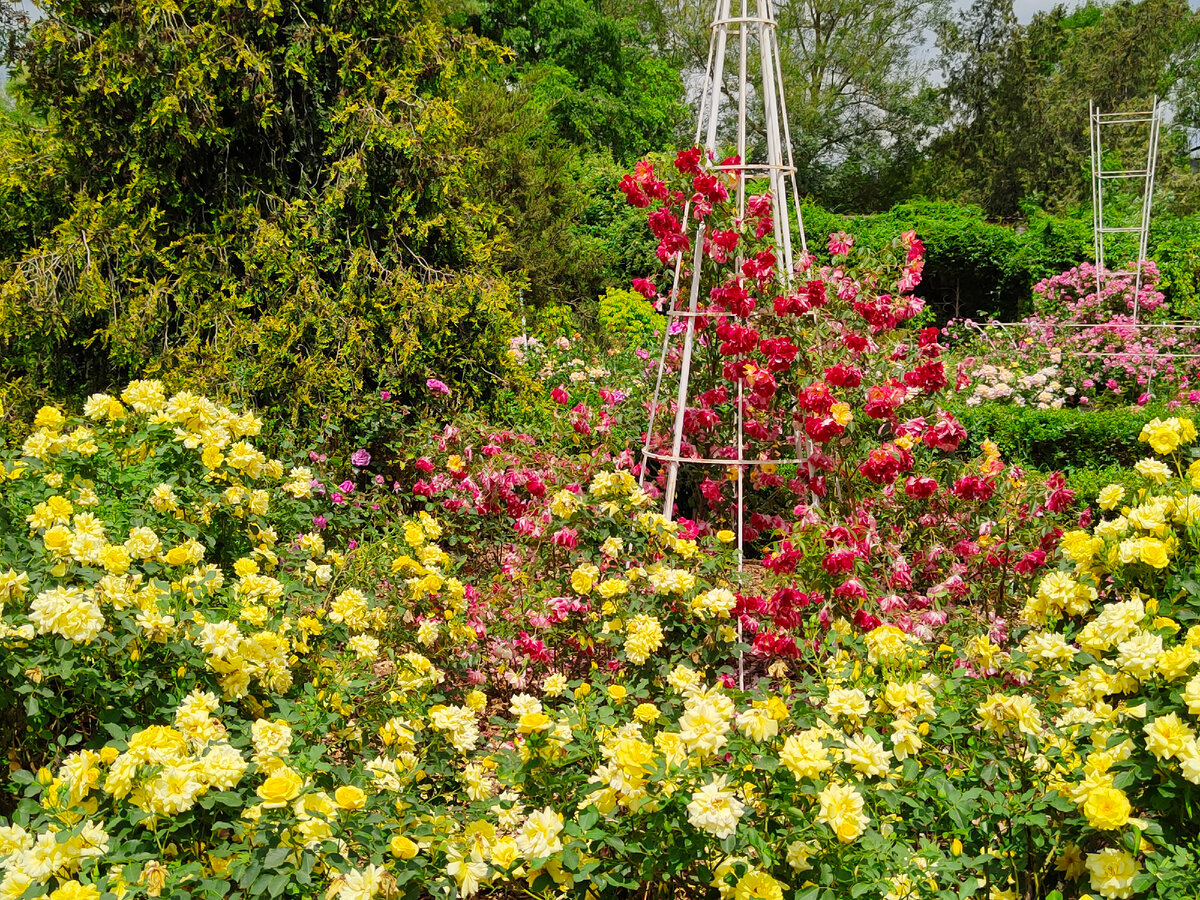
(948, 262, 1200, 410)
(1, 389, 1200, 899)
(4, 148, 1200, 900)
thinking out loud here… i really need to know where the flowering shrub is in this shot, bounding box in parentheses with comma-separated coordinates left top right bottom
(624, 154, 932, 489)
(0, 384, 419, 898)
(613, 150, 1076, 633)
(598, 287, 663, 348)
(4, 390, 1200, 898)
(950, 263, 1200, 408)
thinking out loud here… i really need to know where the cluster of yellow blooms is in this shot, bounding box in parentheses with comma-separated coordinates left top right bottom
(0, 819, 110, 900)
(12, 388, 1200, 900)
(0, 384, 415, 899)
(964, 415, 1200, 899)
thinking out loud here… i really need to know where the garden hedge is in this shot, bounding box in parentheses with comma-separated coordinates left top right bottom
(950, 403, 1170, 472)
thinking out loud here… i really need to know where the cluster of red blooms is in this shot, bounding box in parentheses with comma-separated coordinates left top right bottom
(609, 147, 1081, 652)
(620, 149, 760, 268)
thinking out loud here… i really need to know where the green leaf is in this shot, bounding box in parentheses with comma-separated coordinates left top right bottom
(267, 871, 290, 898)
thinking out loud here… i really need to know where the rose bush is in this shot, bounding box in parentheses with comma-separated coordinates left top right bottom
(948, 263, 1200, 410)
(3, 387, 1200, 899)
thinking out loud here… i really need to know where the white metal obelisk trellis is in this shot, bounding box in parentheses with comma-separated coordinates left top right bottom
(1089, 98, 1162, 319)
(639, 0, 808, 683)
(643, 0, 808, 519)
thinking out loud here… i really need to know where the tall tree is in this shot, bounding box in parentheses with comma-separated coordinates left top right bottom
(0, 1, 26, 62)
(646, 0, 947, 209)
(925, 0, 1200, 218)
(0, 0, 531, 423)
(774, 0, 947, 206)
(472, 0, 687, 161)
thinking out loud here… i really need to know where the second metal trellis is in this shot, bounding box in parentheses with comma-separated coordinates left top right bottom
(1089, 98, 1162, 319)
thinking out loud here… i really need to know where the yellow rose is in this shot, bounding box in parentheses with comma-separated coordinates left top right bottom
(1138, 539, 1170, 569)
(390, 834, 419, 860)
(101, 544, 132, 575)
(201, 445, 225, 469)
(256, 766, 304, 808)
(570, 566, 597, 595)
(43, 525, 73, 556)
(1139, 418, 1182, 455)
(334, 785, 367, 810)
(139, 860, 168, 898)
(1082, 786, 1131, 830)
(49, 882, 101, 900)
(574, 682, 591, 700)
(1134, 458, 1171, 483)
(164, 545, 191, 567)
(34, 406, 66, 431)
(633, 703, 660, 723)
(517, 712, 552, 734)
(716, 529, 736, 543)
(607, 684, 627, 703)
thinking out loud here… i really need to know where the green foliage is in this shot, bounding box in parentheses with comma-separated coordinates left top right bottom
(597, 287, 659, 348)
(802, 199, 1052, 320)
(952, 402, 1169, 472)
(800, 198, 1200, 322)
(473, 0, 687, 162)
(640, 0, 946, 211)
(925, 0, 1200, 218)
(1150, 214, 1200, 319)
(0, 0, 531, 435)
(0, 0, 25, 61)
(534, 302, 576, 341)
(456, 79, 613, 314)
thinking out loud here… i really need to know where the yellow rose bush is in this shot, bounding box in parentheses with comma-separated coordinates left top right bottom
(0, 384, 443, 899)
(6, 390, 1200, 898)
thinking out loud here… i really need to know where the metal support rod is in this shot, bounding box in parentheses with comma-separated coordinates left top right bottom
(736, 378, 745, 691)
(1136, 97, 1161, 314)
(661, 225, 708, 518)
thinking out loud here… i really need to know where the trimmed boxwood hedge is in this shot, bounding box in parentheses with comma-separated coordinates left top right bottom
(951, 403, 1169, 472)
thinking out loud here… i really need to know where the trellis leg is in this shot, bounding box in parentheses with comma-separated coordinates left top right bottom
(736, 379, 745, 691)
(662, 228, 709, 518)
(1136, 99, 1161, 317)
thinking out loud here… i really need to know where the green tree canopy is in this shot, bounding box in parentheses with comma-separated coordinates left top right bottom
(471, 0, 687, 161)
(924, 0, 1200, 218)
(0, 0, 536, 426)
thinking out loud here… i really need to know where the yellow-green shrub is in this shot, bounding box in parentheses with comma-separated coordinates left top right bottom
(598, 286, 661, 348)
